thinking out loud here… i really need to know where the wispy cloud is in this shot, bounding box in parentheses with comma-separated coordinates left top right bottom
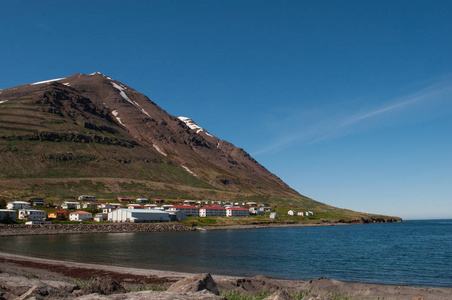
(252, 79, 452, 156)
(342, 82, 450, 126)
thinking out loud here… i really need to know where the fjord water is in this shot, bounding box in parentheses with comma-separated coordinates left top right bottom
(1, 220, 451, 287)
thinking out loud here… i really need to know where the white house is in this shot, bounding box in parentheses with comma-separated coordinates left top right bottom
(211, 200, 223, 205)
(78, 195, 96, 202)
(287, 210, 296, 216)
(196, 200, 209, 206)
(108, 208, 170, 223)
(270, 212, 278, 219)
(249, 207, 264, 215)
(61, 202, 81, 210)
(6, 201, 31, 210)
(69, 211, 93, 221)
(226, 207, 250, 217)
(307, 211, 314, 216)
(144, 204, 158, 209)
(297, 211, 306, 216)
(18, 209, 46, 221)
(0, 209, 16, 222)
(167, 205, 199, 217)
(199, 206, 226, 217)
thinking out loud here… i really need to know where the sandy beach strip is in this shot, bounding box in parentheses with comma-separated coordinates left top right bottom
(1, 251, 452, 300)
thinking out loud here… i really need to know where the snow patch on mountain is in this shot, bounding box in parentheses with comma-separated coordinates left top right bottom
(0, 100, 9, 104)
(182, 165, 196, 177)
(112, 82, 131, 102)
(31, 78, 65, 85)
(112, 82, 152, 118)
(153, 144, 167, 156)
(89, 72, 113, 80)
(112, 110, 125, 126)
(178, 116, 213, 137)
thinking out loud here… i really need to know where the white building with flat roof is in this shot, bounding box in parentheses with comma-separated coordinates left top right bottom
(167, 205, 199, 217)
(199, 206, 226, 217)
(226, 207, 250, 217)
(18, 209, 46, 221)
(108, 208, 170, 223)
(6, 201, 30, 210)
(69, 211, 93, 221)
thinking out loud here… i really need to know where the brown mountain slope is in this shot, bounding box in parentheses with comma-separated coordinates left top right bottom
(0, 72, 302, 199)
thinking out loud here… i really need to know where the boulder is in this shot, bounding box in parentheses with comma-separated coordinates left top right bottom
(78, 276, 127, 296)
(0, 274, 74, 299)
(167, 273, 219, 295)
(264, 290, 297, 300)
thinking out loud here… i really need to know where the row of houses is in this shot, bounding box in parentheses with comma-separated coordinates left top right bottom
(287, 210, 314, 216)
(58, 201, 267, 216)
(0, 204, 252, 223)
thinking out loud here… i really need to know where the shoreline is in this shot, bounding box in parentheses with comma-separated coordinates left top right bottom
(0, 221, 380, 236)
(1, 252, 451, 300)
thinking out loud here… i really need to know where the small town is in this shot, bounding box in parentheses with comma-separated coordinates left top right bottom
(0, 196, 314, 224)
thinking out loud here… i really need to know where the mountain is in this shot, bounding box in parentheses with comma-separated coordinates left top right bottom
(0, 73, 401, 222)
(0, 73, 304, 199)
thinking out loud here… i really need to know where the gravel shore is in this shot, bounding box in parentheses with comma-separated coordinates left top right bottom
(0, 223, 195, 236)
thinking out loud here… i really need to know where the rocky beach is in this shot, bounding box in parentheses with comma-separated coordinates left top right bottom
(0, 222, 353, 237)
(1, 252, 451, 300)
(0, 223, 196, 236)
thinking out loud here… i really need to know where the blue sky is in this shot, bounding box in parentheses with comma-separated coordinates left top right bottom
(1, 1, 451, 219)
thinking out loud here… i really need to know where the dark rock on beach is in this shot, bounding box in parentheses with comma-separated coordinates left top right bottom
(167, 273, 219, 295)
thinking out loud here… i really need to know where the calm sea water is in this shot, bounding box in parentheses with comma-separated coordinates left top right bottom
(0, 220, 451, 287)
